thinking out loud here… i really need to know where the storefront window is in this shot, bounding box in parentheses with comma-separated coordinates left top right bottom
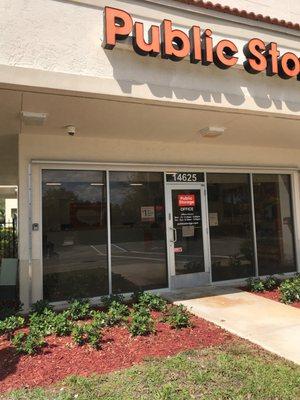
(110, 172, 167, 293)
(253, 174, 296, 275)
(42, 170, 108, 301)
(207, 173, 255, 281)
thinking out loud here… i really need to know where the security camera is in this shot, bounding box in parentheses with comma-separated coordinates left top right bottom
(66, 125, 76, 136)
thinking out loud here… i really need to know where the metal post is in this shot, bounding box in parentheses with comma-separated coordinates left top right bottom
(106, 171, 112, 295)
(250, 174, 259, 277)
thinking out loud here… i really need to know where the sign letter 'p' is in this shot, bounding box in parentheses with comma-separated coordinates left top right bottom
(104, 7, 133, 49)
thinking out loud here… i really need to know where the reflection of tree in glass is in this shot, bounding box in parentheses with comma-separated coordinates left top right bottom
(240, 239, 254, 262)
(111, 184, 163, 226)
(0, 199, 5, 223)
(43, 187, 79, 230)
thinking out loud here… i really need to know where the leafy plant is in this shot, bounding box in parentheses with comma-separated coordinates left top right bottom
(129, 306, 155, 336)
(264, 275, 281, 291)
(71, 325, 85, 346)
(30, 300, 54, 315)
(0, 315, 25, 339)
(52, 311, 73, 337)
(85, 323, 102, 349)
(130, 290, 144, 304)
(71, 323, 102, 349)
(90, 310, 108, 328)
(29, 309, 57, 336)
(12, 331, 46, 355)
(66, 298, 91, 321)
(163, 305, 192, 329)
(279, 276, 300, 304)
(106, 301, 130, 326)
(102, 294, 125, 309)
(246, 277, 265, 292)
(134, 292, 167, 312)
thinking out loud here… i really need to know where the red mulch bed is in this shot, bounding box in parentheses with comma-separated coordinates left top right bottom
(242, 287, 300, 309)
(0, 313, 233, 393)
(252, 289, 300, 308)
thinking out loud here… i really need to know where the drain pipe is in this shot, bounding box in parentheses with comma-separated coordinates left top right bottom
(28, 161, 33, 310)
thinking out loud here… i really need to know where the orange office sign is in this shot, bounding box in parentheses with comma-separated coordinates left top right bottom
(103, 7, 300, 81)
(178, 194, 195, 207)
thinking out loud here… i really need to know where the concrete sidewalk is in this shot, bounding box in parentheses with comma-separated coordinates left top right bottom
(165, 286, 300, 365)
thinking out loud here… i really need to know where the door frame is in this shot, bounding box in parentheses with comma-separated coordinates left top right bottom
(164, 182, 212, 283)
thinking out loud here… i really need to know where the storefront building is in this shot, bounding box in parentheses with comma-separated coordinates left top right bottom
(0, 0, 300, 311)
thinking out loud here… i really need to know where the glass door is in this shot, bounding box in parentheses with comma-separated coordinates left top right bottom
(166, 184, 210, 279)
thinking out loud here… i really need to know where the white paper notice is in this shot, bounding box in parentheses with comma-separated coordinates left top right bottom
(209, 213, 218, 226)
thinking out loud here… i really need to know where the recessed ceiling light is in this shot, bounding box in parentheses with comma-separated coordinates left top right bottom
(90, 183, 104, 186)
(46, 183, 62, 186)
(130, 183, 143, 186)
(199, 126, 226, 138)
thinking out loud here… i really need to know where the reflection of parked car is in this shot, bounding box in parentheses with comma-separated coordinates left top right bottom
(70, 203, 105, 228)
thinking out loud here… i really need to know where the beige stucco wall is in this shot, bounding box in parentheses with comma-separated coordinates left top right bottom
(0, 0, 299, 118)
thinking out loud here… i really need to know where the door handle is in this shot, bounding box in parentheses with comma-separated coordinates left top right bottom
(170, 227, 177, 243)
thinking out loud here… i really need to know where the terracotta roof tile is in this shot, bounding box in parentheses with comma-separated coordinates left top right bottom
(174, 0, 300, 31)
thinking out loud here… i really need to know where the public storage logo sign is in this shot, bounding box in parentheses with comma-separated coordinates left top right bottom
(178, 194, 195, 207)
(103, 7, 300, 81)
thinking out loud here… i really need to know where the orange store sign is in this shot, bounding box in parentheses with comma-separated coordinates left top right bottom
(178, 194, 196, 207)
(103, 7, 300, 81)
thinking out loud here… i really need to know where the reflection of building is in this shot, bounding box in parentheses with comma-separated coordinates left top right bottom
(0, 1, 300, 311)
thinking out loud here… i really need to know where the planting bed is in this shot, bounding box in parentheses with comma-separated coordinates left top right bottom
(252, 289, 300, 308)
(0, 312, 233, 393)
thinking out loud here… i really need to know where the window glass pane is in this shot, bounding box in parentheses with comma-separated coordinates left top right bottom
(253, 174, 296, 275)
(110, 172, 167, 293)
(207, 173, 255, 281)
(42, 170, 108, 301)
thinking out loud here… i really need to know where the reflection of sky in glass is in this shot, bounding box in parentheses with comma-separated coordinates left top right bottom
(109, 172, 164, 206)
(43, 170, 106, 203)
(43, 184, 105, 203)
(42, 170, 105, 183)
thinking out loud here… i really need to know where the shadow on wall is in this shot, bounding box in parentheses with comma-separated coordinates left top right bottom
(104, 44, 300, 114)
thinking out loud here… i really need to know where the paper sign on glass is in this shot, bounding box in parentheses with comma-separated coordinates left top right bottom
(178, 194, 195, 207)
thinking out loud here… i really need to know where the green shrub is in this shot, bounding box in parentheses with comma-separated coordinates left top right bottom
(30, 300, 54, 315)
(66, 298, 91, 321)
(71, 323, 102, 349)
(85, 323, 102, 349)
(52, 311, 73, 337)
(130, 290, 144, 304)
(279, 276, 300, 304)
(12, 331, 46, 355)
(90, 310, 108, 328)
(106, 301, 129, 326)
(71, 325, 85, 346)
(163, 305, 192, 329)
(129, 306, 155, 336)
(29, 309, 57, 336)
(102, 294, 125, 309)
(264, 275, 281, 291)
(246, 277, 265, 292)
(0, 315, 25, 339)
(134, 292, 167, 312)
